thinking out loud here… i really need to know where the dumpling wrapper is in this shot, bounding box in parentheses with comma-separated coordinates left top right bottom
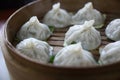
(43, 2, 71, 28)
(16, 38, 53, 63)
(17, 16, 52, 41)
(72, 2, 106, 28)
(64, 20, 101, 50)
(99, 41, 120, 65)
(105, 19, 120, 41)
(54, 42, 97, 67)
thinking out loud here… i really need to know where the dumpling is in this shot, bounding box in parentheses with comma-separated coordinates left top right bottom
(99, 41, 120, 65)
(16, 38, 53, 63)
(43, 2, 71, 28)
(17, 16, 52, 41)
(54, 42, 97, 67)
(72, 2, 105, 28)
(105, 19, 120, 41)
(64, 20, 101, 50)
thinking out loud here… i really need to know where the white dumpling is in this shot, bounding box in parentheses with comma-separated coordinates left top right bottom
(54, 42, 97, 67)
(17, 16, 52, 41)
(43, 2, 71, 28)
(16, 38, 53, 63)
(72, 2, 105, 28)
(64, 20, 101, 50)
(105, 19, 120, 41)
(99, 41, 120, 65)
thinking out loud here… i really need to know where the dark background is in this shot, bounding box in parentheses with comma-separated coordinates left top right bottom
(0, 0, 35, 10)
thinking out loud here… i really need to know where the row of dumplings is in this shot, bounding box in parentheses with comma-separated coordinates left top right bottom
(43, 2, 105, 28)
(16, 37, 120, 67)
(16, 2, 120, 67)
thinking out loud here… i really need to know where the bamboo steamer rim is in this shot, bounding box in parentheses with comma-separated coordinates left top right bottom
(2, 0, 120, 74)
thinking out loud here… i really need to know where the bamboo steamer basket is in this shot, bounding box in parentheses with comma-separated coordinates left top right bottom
(1, 0, 120, 80)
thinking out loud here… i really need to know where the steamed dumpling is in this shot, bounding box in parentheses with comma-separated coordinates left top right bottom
(16, 38, 53, 63)
(105, 19, 120, 41)
(64, 20, 101, 50)
(54, 42, 97, 67)
(72, 2, 105, 28)
(43, 2, 71, 28)
(17, 16, 52, 41)
(99, 41, 120, 65)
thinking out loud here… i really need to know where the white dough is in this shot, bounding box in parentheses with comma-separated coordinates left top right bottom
(54, 42, 97, 67)
(72, 2, 105, 28)
(99, 41, 120, 65)
(105, 19, 120, 41)
(17, 16, 52, 41)
(64, 20, 101, 50)
(16, 38, 53, 63)
(43, 2, 71, 28)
